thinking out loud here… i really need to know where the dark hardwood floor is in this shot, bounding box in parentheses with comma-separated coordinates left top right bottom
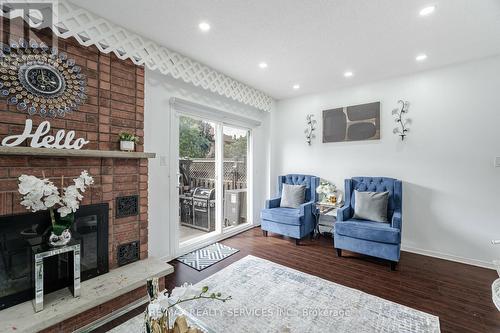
(97, 227, 499, 332)
(165, 227, 500, 333)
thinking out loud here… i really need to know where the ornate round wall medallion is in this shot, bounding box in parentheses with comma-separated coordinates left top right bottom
(0, 38, 87, 118)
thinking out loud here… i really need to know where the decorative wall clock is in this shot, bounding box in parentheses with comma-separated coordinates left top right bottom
(0, 38, 87, 118)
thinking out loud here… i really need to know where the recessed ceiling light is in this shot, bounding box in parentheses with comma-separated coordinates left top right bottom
(419, 5, 436, 16)
(416, 54, 428, 62)
(344, 71, 353, 78)
(198, 22, 211, 32)
(293, 84, 300, 90)
(258, 62, 268, 69)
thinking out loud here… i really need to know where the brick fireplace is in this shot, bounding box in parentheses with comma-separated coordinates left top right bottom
(0, 17, 169, 333)
(0, 18, 148, 269)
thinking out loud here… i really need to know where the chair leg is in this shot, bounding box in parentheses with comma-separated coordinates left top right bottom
(336, 248, 342, 257)
(295, 238, 300, 246)
(262, 230, 268, 237)
(390, 261, 397, 271)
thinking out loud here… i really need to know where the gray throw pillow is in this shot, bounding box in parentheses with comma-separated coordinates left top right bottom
(353, 190, 389, 223)
(280, 184, 306, 208)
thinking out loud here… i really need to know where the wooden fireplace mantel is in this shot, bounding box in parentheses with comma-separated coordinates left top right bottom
(0, 146, 156, 159)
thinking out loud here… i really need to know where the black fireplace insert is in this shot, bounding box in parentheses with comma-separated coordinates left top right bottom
(0, 203, 109, 311)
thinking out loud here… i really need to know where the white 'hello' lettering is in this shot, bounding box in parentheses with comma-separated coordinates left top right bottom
(1, 119, 89, 150)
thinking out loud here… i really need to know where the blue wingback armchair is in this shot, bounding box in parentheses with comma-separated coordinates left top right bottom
(261, 174, 319, 245)
(334, 177, 402, 270)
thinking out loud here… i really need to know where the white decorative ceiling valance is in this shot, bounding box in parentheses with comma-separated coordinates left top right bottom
(0, 0, 274, 112)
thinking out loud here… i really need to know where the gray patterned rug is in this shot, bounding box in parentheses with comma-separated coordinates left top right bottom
(110, 255, 440, 332)
(176, 242, 239, 271)
(178, 255, 440, 332)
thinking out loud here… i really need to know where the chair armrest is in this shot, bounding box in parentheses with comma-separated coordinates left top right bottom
(392, 211, 402, 230)
(299, 201, 315, 216)
(337, 205, 352, 222)
(266, 197, 281, 209)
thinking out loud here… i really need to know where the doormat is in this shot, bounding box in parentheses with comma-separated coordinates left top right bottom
(176, 242, 239, 271)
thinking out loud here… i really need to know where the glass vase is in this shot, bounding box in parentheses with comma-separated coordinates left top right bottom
(48, 210, 75, 247)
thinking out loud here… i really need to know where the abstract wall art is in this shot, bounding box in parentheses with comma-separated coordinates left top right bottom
(322, 102, 380, 143)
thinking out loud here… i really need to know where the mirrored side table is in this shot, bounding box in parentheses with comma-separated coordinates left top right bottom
(314, 202, 341, 238)
(31, 240, 81, 312)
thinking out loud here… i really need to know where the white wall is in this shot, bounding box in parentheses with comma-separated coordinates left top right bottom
(272, 55, 500, 268)
(144, 69, 272, 260)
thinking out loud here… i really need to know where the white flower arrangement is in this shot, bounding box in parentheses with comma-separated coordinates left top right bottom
(316, 180, 336, 200)
(18, 170, 94, 218)
(144, 280, 231, 332)
(166, 283, 200, 304)
(18, 175, 60, 212)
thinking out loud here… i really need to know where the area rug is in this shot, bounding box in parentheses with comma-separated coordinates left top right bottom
(176, 242, 239, 271)
(176, 255, 440, 332)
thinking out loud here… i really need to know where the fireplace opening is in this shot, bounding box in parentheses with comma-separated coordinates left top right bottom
(0, 203, 109, 311)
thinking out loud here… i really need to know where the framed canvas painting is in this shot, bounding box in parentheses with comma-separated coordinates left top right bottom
(322, 102, 380, 142)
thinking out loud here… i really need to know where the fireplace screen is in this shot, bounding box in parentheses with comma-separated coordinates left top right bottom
(0, 203, 109, 310)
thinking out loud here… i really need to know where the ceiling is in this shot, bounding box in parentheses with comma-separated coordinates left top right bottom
(74, 0, 500, 100)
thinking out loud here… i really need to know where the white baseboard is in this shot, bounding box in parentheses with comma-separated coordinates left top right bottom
(401, 245, 495, 270)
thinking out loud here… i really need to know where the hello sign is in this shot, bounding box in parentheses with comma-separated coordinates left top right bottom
(1, 119, 89, 150)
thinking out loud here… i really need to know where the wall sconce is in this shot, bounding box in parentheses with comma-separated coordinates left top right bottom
(392, 100, 411, 140)
(305, 114, 317, 145)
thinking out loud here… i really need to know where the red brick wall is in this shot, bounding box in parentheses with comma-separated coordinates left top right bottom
(0, 18, 148, 267)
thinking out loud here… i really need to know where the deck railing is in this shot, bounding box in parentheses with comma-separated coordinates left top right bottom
(180, 159, 247, 190)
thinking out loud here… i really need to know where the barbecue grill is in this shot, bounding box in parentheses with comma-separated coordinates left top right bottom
(193, 187, 216, 232)
(180, 187, 216, 232)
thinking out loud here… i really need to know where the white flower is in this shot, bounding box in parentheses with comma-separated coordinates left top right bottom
(157, 293, 170, 309)
(317, 182, 336, 195)
(58, 185, 83, 217)
(20, 196, 45, 212)
(18, 171, 93, 216)
(18, 175, 60, 212)
(57, 205, 72, 218)
(43, 182, 59, 196)
(168, 283, 199, 303)
(74, 170, 94, 192)
(74, 177, 85, 192)
(18, 175, 40, 195)
(147, 301, 163, 320)
(44, 193, 61, 208)
(58, 171, 94, 217)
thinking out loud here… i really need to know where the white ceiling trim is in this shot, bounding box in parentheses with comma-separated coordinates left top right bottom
(170, 97, 262, 127)
(0, 0, 274, 112)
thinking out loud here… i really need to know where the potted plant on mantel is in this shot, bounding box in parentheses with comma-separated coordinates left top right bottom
(119, 132, 140, 152)
(18, 171, 94, 247)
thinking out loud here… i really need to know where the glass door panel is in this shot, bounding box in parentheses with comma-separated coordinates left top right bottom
(178, 115, 218, 245)
(222, 125, 249, 229)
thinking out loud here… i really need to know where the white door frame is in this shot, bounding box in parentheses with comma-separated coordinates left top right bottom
(168, 98, 259, 258)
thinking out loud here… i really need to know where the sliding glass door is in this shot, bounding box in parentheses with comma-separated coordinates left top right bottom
(175, 114, 251, 251)
(222, 125, 249, 230)
(178, 115, 219, 245)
